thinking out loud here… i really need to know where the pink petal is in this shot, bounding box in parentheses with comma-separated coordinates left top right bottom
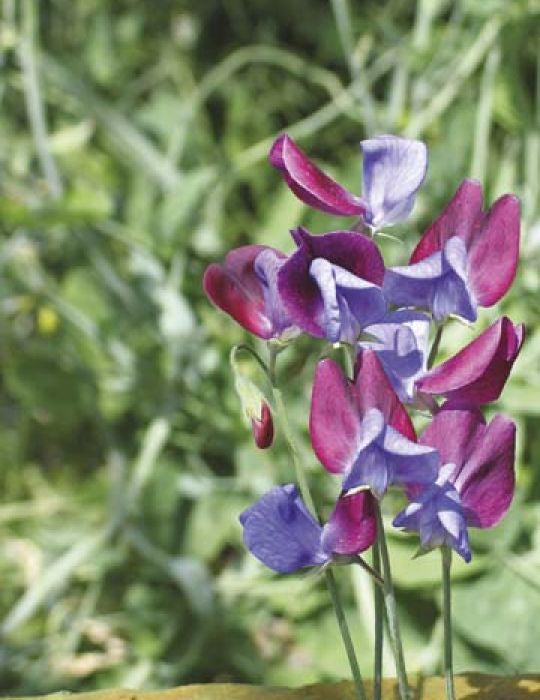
(269, 135, 365, 216)
(410, 180, 484, 263)
(321, 490, 377, 556)
(310, 358, 361, 474)
(203, 246, 275, 338)
(419, 402, 485, 470)
(251, 401, 274, 449)
(353, 350, 417, 441)
(456, 415, 516, 528)
(467, 195, 520, 306)
(416, 317, 525, 404)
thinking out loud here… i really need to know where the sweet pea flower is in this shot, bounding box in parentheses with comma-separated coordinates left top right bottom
(269, 134, 427, 230)
(383, 180, 520, 322)
(359, 310, 431, 402)
(239, 484, 377, 573)
(393, 402, 516, 562)
(310, 351, 439, 498)
(416, 317, 525, 405)
(278, 227, 387, 343)
(203, 245, 299, 340)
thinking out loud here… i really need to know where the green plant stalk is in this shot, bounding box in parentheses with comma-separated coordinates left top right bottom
(375, 503, 411, 700)
(427, 323, 443, 370)
(373, 541, 383, 700)
(441, 546, 456, 700)
(268, 344, 366, 700)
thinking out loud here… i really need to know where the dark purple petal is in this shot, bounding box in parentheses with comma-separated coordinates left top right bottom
(361, 136, 428, 229)
(310, 358, 362, 475)
(269, 134, 365, 216)
(361, 310, 431, 402)
(321, 490, 377, 556)
(278, 228, 385, 338)
(383, 237, 477, 322)
(455, 415, 516, 528)
(467, 195, 520, 306)
(251, 401, 274, 449)
(410, 180, 484, 263)
(253, 248, 299, 339)
(239, 485, 327, 573)
(353, 349, 417, 441)
(417, 317, 525, 404)
(203, 246, 274, 338)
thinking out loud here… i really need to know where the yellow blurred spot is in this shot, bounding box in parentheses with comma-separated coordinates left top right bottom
(37, 306, 59, 335)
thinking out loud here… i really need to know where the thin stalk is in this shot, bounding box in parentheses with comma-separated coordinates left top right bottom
(441, 546, 456, 700)
(373, 541, 383, 700)
(375, 503, 411, 700)
(268, 344, 366, 700)
(427, 323, 443, 370)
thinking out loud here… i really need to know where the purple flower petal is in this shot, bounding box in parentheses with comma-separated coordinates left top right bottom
(467, 195, 520, 307)
(269, 134, 365, 216)
(251, 401, 274, 449)
(278, 228, 385, 339)
(417, 317, 525, 404)
(361, 136, 427, 229)
(310, 358, 363, 475)
(361, 310, 431, 402)
(203, 245, 274, 338)
(321, 490, 377, 556)
(383, 237, 477, 322)
(410, 180, 484, 263)
(239, 485, 327, 573)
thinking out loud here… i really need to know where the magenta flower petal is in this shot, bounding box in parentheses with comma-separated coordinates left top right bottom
(269, 134, 365, 216)
(203, 245, 273, 338)
(410, 179, 484, 263)
(278, 228, 385, 340)
(310, 358, 363, 475)
(416, 317, 525, 404)
(321, 489, 377, 556)
(239, 485, 327, 573)
(419, 402, 484, 469)
(251, 401, 274, 449)
(361, 135, 427, 229)
(453, 414, 516, 528)
(467, 195, 520, 307)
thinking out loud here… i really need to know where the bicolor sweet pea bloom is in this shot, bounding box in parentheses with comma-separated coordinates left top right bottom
(203, 245, 299, 340)
(239, 484, 377, 573)
(310, 351, 439, 498)
(269, 134, 427, 230)
(393, 402, 516, 562)
(416, 317, 524, 405)
(383, 180, 520, 322)
(277, 227, 387, 344)
(359, 310, 431, 403)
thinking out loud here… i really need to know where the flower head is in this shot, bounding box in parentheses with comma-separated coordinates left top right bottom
(239, 484, 377, 573)
(203, 245, 299, 340)
(393, 403, 516, 561)
(269, 134, 427, 230)
(278, 227, 386, 343)
(383, 180, 520, 322)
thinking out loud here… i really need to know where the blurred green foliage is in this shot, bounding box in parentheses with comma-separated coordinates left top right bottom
(1, 0, 540, 693)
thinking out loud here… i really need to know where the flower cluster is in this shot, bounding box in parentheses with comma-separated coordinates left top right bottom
(203, 133, 523, 569)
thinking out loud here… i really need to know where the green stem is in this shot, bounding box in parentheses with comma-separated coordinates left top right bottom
(375, 503, 411, 700)
(268, 344, 366, 700)
(441, 546, 456, 700)
(427, 323, 444, 370)
(373, 541, 383, 700)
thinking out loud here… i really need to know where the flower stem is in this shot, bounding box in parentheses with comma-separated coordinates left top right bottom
(427, 323, 444, 370)
(375, 503, 411, 700)
(441, 546, 456, 700)
(268, 344, 366, 700)
(373, 541, 383, 700)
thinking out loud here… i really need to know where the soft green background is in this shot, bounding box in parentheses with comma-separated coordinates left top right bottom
(1, 0, 539, 693)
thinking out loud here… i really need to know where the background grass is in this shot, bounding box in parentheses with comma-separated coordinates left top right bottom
(1, 0, 540, 692)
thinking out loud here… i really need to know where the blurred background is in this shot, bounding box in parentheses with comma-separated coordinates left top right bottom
(1, 0, 540, 693)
